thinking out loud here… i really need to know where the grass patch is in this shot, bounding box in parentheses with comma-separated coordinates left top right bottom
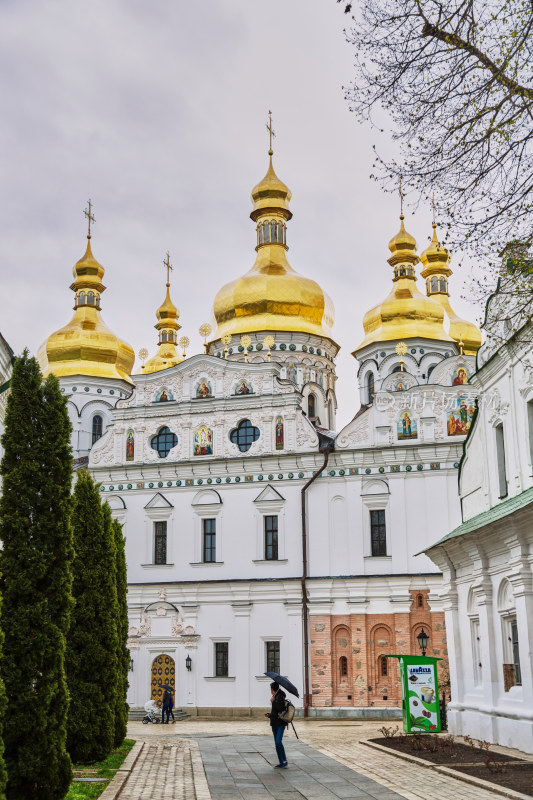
(64, 739, 135, 799)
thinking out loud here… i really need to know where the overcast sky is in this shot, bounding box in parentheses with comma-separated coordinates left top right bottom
(0, 0, 482, 427)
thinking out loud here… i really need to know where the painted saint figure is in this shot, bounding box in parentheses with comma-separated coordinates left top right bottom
(236, 381, 251, 395)
(159, 390, 169, 402)
(275, 416, 284, 451)
(453, 368, 468, 386)
(194, 425, 213, 456)
(126, 429, 134, 461)
(397, 411, 418, 440)
(196, 381, 211, 398)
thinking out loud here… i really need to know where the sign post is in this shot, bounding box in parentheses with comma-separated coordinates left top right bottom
(382, 654, 442, 733)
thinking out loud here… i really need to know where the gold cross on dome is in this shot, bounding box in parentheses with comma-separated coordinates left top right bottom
(399, 177, 404, 217)
(163, 251, 173, 285)
(84, 199, 95, 237)
(432, 192, 437, 226)
(266, 110, 276, 154)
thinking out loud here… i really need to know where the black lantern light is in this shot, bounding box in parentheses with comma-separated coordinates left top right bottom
(417, 628, 429, 657)
(185, 654, 192, 672)
(129, 657, 134, 672)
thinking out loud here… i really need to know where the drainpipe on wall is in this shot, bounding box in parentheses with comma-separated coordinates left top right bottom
(301, 443, 333, 717)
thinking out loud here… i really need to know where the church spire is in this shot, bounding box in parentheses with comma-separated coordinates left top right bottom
(141, 252, 185, 374)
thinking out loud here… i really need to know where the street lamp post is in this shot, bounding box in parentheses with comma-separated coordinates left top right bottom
(417, 628, 429, 657)
(185, 654, 192, 672)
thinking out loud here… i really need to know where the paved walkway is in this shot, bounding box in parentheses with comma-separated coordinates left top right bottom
(120, 718, 528, 800)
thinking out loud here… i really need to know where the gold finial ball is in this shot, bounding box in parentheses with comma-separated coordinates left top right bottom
(263, 335, 275, 349)
(395, 341, 408, 356)
(179, 336, 190, 349)
(241, 334, 252, 349)
(199, 323, 212, 339)
(138, 348, 149, 363)
(221, 333, 232, 345)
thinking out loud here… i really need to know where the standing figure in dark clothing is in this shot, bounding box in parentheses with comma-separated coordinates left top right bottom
(161, 688, 171, 724)
(265, 681, 288, 768)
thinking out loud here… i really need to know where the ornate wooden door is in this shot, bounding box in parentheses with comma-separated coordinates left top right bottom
(151, 654, 176, 706)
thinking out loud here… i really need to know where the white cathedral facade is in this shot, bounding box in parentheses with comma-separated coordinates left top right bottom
(33, 145, 484, 716)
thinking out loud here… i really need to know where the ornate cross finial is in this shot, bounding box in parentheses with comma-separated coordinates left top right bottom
(163, 251, 173, 285)
(84, 199, 95, 238)
(431, 192, 437, 226)
(266, 110, 276, 155)
(399, 176, 404, 218)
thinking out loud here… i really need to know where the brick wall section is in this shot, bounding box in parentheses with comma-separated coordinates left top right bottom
(310, 590, 447, 707)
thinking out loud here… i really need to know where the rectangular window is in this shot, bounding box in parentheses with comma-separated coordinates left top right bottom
(511, 620, 522, 686)
(266, 641, 280, 674)
(264, 515, 278, 561)
(370, 510, 387, 557)
(495, 424, 508, 498)
(154, 521, 167, 565)
(471, 618, 481, 686)
(203, 518, 216, 563)
(215, 642, 228, 677)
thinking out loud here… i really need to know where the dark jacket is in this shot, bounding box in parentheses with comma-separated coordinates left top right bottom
(268, 688, 287, 728)
(162, 690, 171, 708)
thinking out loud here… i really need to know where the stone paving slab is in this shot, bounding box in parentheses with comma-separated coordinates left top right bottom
(126, 719, 521, 800)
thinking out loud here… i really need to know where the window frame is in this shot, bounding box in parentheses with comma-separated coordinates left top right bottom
(151, 426, 178, 459)
(253, 494, 286, 563)
(264, 514, 279, 561)
(495, 422, 508, 499)
(229, 419, 260, 453)
(370, 509, 387, 557)
(202, 518, 216, 563)
(265, 640, 280, 674)
(154, 520, 168, 565)
(92, 413, 103, 444)
(214, 641, 229, 677)
(361, 485, 391, 560)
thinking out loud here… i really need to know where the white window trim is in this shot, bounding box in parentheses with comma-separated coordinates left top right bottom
(261, 636, 282, 675)
(469, 616, 482, 687)
(361, 494, 390, 558)
(144, 507, 173, 566)
(254, 501, 285, 561)
(209, 637, 232, 679)
(192, 503, 223, 564)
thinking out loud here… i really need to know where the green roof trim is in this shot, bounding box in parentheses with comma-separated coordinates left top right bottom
(0, 379, 10, 395)
(425, 486, 533, 552)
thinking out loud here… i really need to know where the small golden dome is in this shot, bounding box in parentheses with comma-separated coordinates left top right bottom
(354, 216, 454, 352)
(420, 223, 481, 355)
(38, 237, 135, 383)
(212, 150, 335, 342)
(141, 273, 184, 375)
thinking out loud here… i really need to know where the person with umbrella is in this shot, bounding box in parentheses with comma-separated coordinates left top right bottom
(264, 672, 299, 769)
(161, 684, 172, 724)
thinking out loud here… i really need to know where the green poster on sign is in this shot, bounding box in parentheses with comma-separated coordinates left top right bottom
(382, 654, 442, 733)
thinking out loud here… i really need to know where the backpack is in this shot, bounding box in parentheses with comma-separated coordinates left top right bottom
(278, 699, 295, 724)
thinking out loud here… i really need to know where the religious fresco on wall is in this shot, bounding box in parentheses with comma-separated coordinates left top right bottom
(235, 380, 251, 395)
(196, 381, 212, 398)
(156, 388, 173, 402)
(288, 363, 297, 383)
(126, 429, 134, 461)
(397, 411, 418, 440)
(275, 416, 284, 450)
(194, 425, 213, 456)
(453, 367, 469, 385)
(394, 380, 406, 392)
(447, 397, 475, 436)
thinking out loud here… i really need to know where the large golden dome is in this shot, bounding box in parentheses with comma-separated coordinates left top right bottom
(141, 267, 185, 374)
(212, 149, 335, 342)
(355, 216, 454, 352)
(37, 236, 135, 384)
(419, 223, 481, 355)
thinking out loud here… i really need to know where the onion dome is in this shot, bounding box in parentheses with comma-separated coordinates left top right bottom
(420, 223, 481, 355)
(212, 148, 336, 342)
(141, 271, 184, 374)
(37, 236, 134, 383)
(354, 215, 454, 353)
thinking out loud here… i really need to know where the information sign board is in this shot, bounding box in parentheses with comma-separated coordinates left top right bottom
(382, 654, 442, 733)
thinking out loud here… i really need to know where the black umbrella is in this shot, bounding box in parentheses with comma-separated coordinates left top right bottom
(159, 684, 172, 691)
(264, 672, 299, 698)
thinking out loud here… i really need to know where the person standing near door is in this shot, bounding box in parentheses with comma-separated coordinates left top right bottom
(161, 688, 171, 724)
(265, 682, 288, 768)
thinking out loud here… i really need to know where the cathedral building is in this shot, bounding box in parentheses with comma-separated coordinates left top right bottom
(36, 143, 481, 716)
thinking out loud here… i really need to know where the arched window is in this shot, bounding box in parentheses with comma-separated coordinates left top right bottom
(150, 426, 178, 458)
(92, 414, 103, 444)
(270, 221, 277, 242)
(87, 291, 95, 306)
(258, 225, 264, 245)
(161, 331, 168, 342)
(439, 277, 447, 292)
(391, 365, 402, 373)
(308, 393, 316, 418)
(78, 291, 86, 305)
(417, 594, 424, 608)
(427, 364, 435, 379)
(380, 656, 388, 676)
(263, 222, 270, 243)
(366, 373, 375, 403)
(430, 276, 438, 292)
(339, 656, 348, 676)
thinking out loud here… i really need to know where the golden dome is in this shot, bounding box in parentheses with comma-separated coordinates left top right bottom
(212, 150, 335, 342)
(141, 274, 184, 375)
(420, 223, 481, 355)
(38, 237, 135, 383)
(354, 216, 454, 352)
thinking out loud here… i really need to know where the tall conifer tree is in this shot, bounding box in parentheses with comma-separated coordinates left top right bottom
(111, 515, 129, 747)
(66, 471, 117, 762)
(0, 353, 73, 800)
